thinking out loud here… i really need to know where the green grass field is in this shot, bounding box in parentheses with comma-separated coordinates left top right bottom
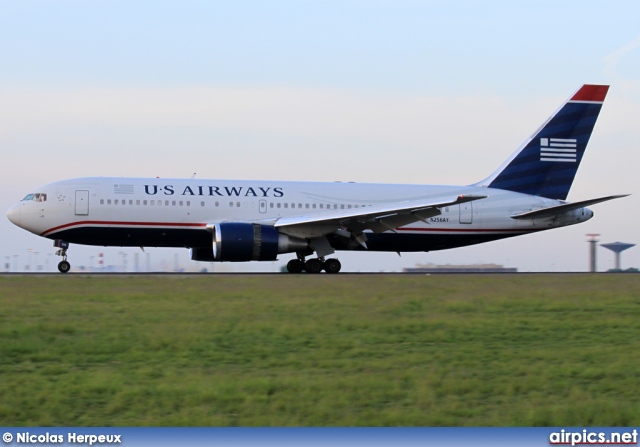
(0, 274, 638, 426)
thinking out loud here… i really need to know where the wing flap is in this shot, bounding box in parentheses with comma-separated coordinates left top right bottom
(273, 194, 487, 236)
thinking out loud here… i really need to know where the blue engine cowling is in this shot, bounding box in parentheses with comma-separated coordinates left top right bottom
(190, 223, 308, 262)
(213, 222, 279, 261)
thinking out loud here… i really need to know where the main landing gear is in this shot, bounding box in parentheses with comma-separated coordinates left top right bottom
(286, 257, 342, 274)
(54, 240, 71, 273)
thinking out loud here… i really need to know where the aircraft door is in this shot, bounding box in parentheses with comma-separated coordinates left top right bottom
(75, 190, 89, 215)
(259, 199, 267, 214)
(459, 202, 472, 224)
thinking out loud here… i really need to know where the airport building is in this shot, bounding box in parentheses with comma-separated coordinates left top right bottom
(403, 263, 517, 273)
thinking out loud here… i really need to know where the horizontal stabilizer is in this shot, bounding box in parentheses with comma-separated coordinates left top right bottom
(511, 194, 629, 220)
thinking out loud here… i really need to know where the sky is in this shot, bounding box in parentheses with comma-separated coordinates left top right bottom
(1, 0, 639, 273)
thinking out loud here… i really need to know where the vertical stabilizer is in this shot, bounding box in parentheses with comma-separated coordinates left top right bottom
(476, 85, 609, 200)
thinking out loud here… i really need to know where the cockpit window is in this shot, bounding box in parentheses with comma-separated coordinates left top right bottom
(21, 193, 46, 202)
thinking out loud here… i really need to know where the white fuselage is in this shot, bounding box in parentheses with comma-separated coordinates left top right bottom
(7, 176, 592, 254)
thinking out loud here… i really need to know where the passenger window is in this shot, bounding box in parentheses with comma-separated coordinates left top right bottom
(237, 202, 240, 207)
(312, 204, 317, 209)
(215, 201, 219, 207)
(277, 203, 281, 209)
(230, 202, 234, 207)
(270, 203, 274, 208)
(114, 199, 119, 205)
(201, 201, 205, 207)
(165, 201, 169, 206)
(186, 201, 191, 206)
(172, 201, 176, 206)
(100, 199, 104, 205)
(143, 200, 147, 205)
(136, 200, 140, 205)
(107, 199, 112, 205)
(179, 201, 183, 206)
(284, 203, 288, 208)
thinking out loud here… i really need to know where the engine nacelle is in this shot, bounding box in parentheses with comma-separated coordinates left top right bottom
(191, 223, 308, 262)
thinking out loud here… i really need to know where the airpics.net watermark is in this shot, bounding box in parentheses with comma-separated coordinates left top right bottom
(3, 432, 121, 446)
(549, 429, 638, 446)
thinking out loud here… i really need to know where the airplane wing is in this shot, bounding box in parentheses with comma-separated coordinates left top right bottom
(510, 194, 629, 220)
(268, 195, 487, 242)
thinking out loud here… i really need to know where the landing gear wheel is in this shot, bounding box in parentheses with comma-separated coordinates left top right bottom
(304, 258, 323, 274)
(286, 259, 304, 273)
(58, 260, 71, 274)
(53, 240, 71, 274)
(323, 258, 341, 274)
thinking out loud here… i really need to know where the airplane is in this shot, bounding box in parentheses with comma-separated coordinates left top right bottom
(6, 84, 628, 274)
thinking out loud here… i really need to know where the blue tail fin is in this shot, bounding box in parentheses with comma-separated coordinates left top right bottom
(477, 85, 609, 200)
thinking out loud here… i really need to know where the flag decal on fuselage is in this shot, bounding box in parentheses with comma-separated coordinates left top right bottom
(540, 138, 577, 162)
(114, 184, 135, 194)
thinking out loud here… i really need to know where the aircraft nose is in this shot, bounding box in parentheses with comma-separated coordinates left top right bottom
(7, 203, 21, 227)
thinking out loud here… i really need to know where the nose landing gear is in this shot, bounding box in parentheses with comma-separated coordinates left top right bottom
(54, 240, 71, 273)
(58, 259, 71, 273)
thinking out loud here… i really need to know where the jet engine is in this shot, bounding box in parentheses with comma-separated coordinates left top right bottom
(190, 223, 308, 262)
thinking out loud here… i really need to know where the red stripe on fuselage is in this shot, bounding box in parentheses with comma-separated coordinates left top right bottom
(397, 227, 537, 233)
(41, 221, 207, 237)
(41, 221, 537, 238)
